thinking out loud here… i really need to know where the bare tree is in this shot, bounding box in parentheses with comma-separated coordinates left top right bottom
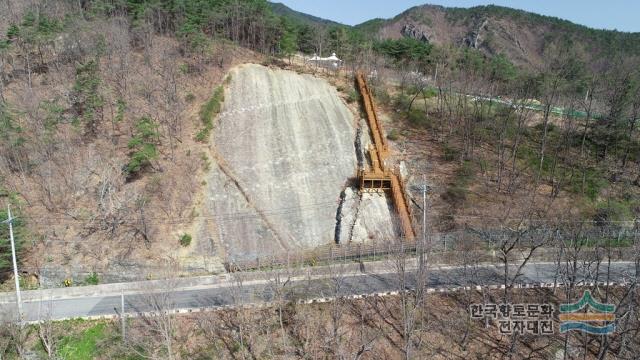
(263, 256, 297, 353)
(127, 263, 180, 360)
(371, 234, 429, 360)
(36, 298, 57, 359)
(320, 256, 350, 359)
(0, 311, 15, 359)
(199, 271, 265, 359)
(0, 311, 29, 359)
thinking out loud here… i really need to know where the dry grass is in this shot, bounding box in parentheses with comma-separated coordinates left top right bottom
(13, 287, 634, 359)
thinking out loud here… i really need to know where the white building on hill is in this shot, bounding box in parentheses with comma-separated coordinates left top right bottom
(308, 53, 343, 69)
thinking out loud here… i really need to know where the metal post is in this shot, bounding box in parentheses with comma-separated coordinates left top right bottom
(7, 205, 22, 322)
(420, 176, 427, 268)
(121, 291, 126, 342)
(422, 176, 426, 244)
(373, 239, 376, 261)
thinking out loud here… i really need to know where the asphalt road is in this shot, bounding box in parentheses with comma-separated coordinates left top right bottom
(1, 261, 636, 322)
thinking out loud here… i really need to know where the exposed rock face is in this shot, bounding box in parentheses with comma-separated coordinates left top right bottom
(373, 5, 548, 68)
(337, 188, 395, 244)
(401, 24, 430, 43)
(463, 18, 489, 49)
(335, 120, 396, 244)
(199, 64, 396, 262)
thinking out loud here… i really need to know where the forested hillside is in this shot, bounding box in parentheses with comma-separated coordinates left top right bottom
(0, 2, 639, 359)
(270, 3, 640, 234)
(0, 0, 639, 283)
(360, 4, 640, 69)
(0, 0, 288, 278)
(269, 2, 343, 28)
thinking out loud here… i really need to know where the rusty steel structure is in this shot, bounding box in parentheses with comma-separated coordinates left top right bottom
(355, 71, 416, 239)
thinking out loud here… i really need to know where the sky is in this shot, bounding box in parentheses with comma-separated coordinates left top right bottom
(271, 0, 640, 33)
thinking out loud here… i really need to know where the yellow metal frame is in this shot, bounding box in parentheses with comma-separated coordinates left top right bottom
(355, 71, 415, 239)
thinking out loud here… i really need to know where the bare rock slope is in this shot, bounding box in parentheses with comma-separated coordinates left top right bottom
(201, 64, 394, 262)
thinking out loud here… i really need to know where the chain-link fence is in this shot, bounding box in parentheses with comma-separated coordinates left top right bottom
(226, 226, 640, 272)
(31, 226, 639, 287)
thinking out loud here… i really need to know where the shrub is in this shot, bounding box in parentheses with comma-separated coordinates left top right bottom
(443, 185, 467, 207)
(126, 116, 159, 178)
(457, 161, 475, 181)
(196, 86, 224, 142)
(387, 129, 400, 141)
(406, 109, 429, 127)
(179, 233, 192, 247)
(533, 121, 557, 133)
(0, 104, 28, 172)
(72, 60, 103, 133)
(392, 93, 411, 110)
(347, 89, 360, 104)
(442, 143, 460, 162)
(442, 161, 475, 208)
(84, 272, 99, 285)
(185, 93, 195, 103)
(594, 200, 634, 226)
(200, 152, 211, 171)
(374, 87, 392, 106)
(423, 87, 438, 98)
(568, 167, 608, 201)
(195, 128, 208, 142)
(114, 98, 126, 122)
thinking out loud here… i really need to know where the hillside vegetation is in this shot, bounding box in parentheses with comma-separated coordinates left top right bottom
(357, 4, 640, 69)
(0, 0, 638, 283)
(0, 0, 285, 279)
(370, 42, 640, 230)
(268, 2, 640, 231)
(0, 2, 638, 359)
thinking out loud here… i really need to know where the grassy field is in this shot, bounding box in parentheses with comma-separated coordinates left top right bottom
(57, 322, 111, 360)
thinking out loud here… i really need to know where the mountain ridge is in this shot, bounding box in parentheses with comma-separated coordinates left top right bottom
(273, 2, 640, 68)
(269, 2, 344, 28)
(373, 4, 640, 67)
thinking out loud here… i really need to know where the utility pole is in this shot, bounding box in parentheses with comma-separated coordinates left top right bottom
(585, 89, 589, 103)
(6, 205, 22, 322)
(419, 175, 427, 269)
(422, 175, 427, 245)
(114, 291, 126, 343)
